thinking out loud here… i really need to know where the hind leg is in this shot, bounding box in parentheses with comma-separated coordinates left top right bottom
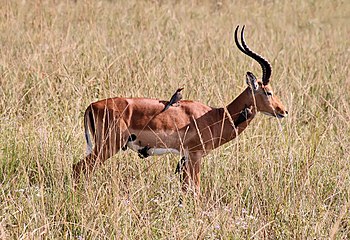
(73, 130, 126, 181)
(72, 151, 98, 180)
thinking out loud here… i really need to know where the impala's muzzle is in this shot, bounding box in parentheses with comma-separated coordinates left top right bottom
(275, 107, 288, 118)
(276, 111, 288, 118)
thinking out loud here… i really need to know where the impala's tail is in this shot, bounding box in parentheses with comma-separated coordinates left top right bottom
(84, 107, 94, 155)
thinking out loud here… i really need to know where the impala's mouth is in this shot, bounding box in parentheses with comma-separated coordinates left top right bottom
(276, 113, 287, 118)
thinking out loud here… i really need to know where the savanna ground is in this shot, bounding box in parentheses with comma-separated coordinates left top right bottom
(0, 0, 349, 239)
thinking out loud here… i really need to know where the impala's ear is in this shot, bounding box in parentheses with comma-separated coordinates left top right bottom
(246, 72, 259, 91)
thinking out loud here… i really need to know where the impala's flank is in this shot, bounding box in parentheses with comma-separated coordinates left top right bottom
(73, 26, 288, 195)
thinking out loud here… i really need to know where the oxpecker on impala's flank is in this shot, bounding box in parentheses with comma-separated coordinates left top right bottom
(162, 87, 184, 113)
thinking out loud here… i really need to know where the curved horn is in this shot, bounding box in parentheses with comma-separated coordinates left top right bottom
(234, 25, 246, 54)
(234, 25, 272, 85)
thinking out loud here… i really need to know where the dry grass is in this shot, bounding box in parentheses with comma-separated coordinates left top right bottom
(0, 0, 349, 239)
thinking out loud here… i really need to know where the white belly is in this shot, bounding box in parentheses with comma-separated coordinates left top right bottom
(148, 147, 180, 155)
(126, 140, 180, 156)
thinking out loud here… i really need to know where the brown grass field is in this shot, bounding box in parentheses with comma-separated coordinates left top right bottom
(0, 0, 349, 239)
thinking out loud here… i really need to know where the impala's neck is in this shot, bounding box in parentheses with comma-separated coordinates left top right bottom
(217, 87, 256, 144)
(193, 87, 256, 153)
(226, 87, 255, 117)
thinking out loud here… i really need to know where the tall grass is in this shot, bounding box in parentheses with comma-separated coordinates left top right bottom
(0, 0, 349, 238)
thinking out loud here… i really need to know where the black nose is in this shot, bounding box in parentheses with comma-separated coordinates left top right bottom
(285, 110, 289, 115)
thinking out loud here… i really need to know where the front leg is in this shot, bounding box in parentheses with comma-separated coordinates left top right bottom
(182, 151, 203, 196)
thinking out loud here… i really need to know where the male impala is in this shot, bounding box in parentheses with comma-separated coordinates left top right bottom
(73, 26, 288, 194)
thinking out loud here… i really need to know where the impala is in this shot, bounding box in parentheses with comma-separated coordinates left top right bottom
(73, 25, 288, 194)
